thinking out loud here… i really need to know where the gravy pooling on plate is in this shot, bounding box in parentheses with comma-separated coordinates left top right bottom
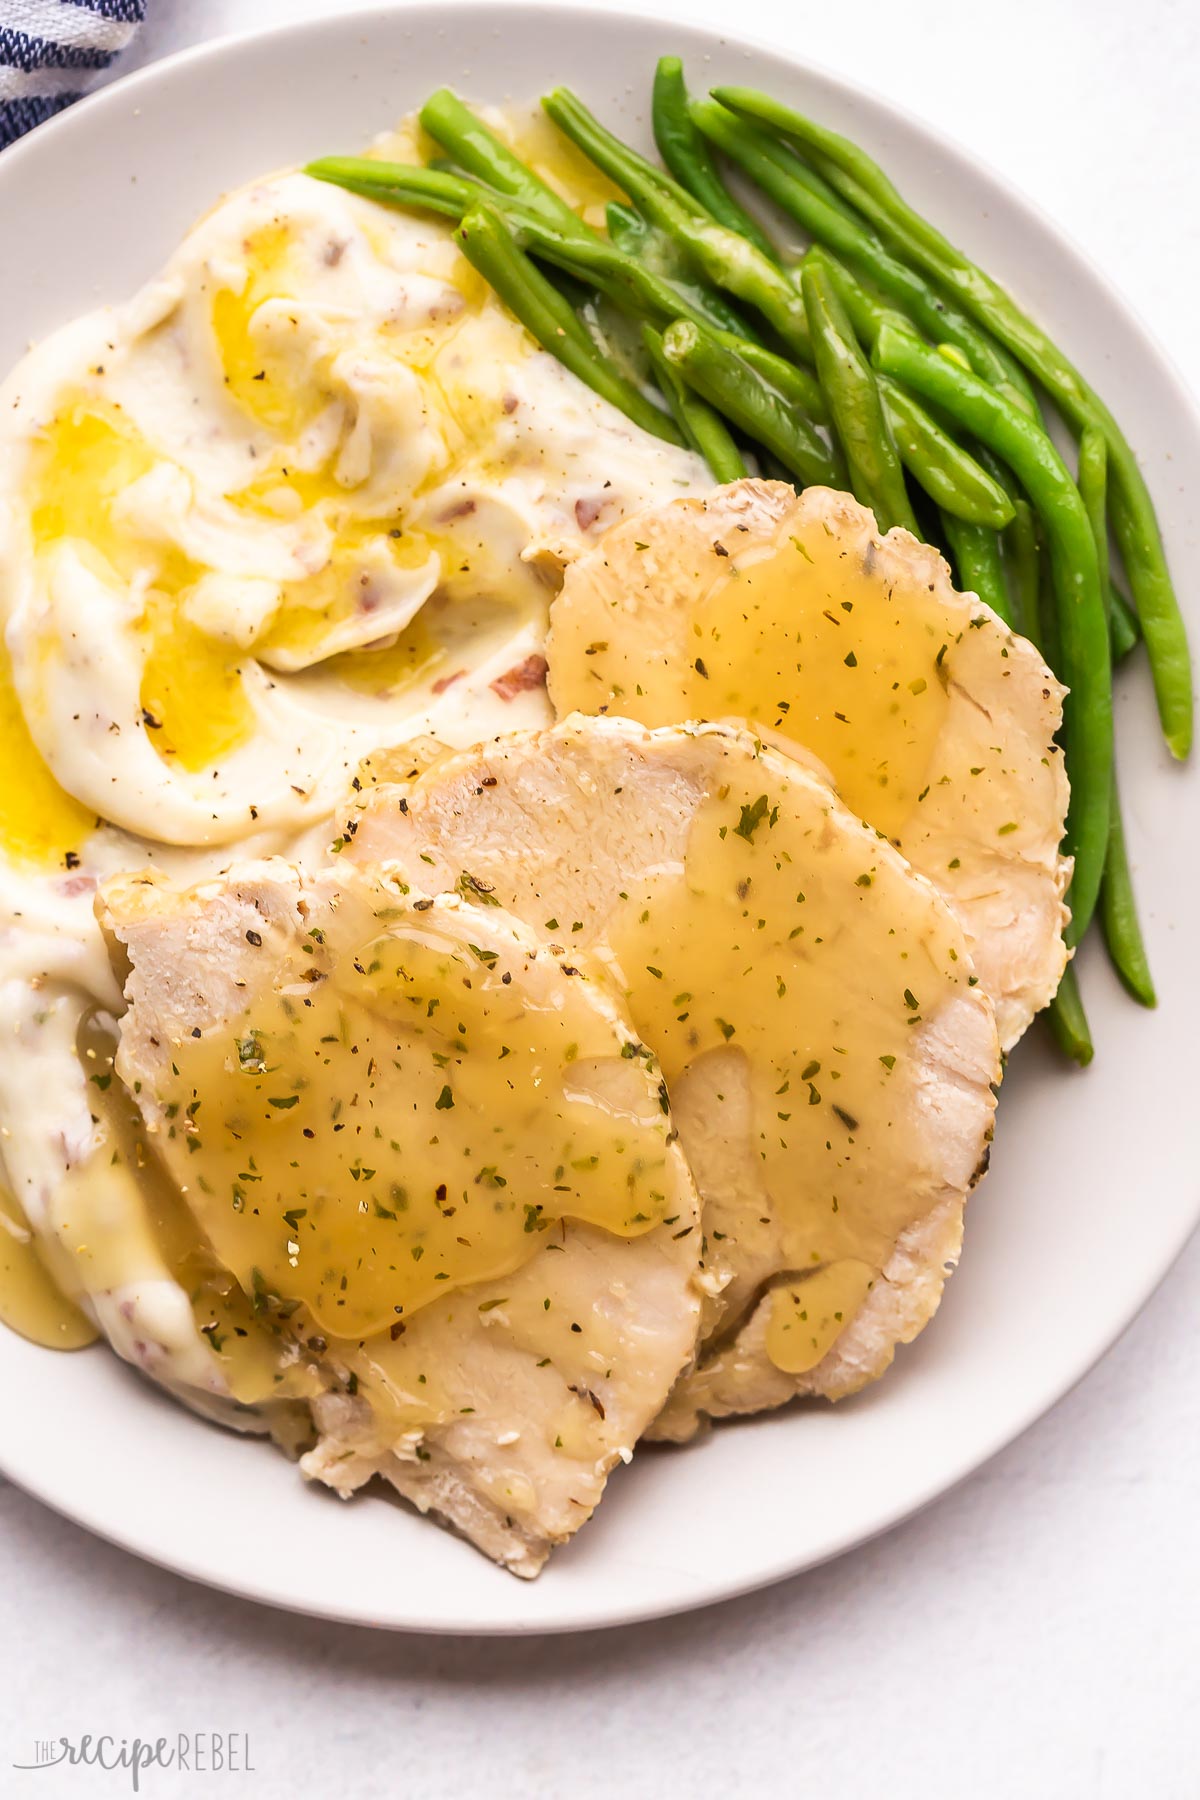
(0, 1181, 97, 1350)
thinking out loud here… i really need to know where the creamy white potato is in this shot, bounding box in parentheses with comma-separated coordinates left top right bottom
(0, 149, 708, 1409)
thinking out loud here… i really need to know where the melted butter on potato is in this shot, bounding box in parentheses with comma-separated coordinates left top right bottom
(2, 162, 706, 857)
(0, 645, 95, 867)
(29, 397, 255, 770)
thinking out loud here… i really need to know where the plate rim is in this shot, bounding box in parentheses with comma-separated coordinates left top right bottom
(0, 0, 1196, 1636)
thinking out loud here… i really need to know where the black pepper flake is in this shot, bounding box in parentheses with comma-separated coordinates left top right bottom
(245, 929, 263, 947)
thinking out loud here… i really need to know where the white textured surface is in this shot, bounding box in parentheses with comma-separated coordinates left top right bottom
(2, 0, 1198, 1790)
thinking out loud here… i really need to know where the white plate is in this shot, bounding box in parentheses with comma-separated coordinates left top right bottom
(1, 2, 1196, 1636)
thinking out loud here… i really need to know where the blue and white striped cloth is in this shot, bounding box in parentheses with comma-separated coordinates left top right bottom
(0, 0, 143, 148)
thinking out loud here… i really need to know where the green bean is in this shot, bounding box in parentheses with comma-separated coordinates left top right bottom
(542, 88, 812, 358)
(1046, 963, 1094, 1066)
(991, 417, 1124, 1029)
(652, 59, 777, 259)
(455, 207, 682, 444)
(605, 202, 768, 343)
(800, 245, 896, 351)
(642, 325, 747, 480)
(693, 98, 1038, 418)
(1079, 433, 1142, 657)
(714, 331, 828, 423)
(661, 319, 841, 488)
(938, 511, 1012, 625)
(416, 95, 768, 350)
(874, 323, 1111, 943)
(1002, 497, 1039, 641)
(1100, 778, 1156, 1006)
(1077, 425, 1111, 611)
(1105, 473, 1186, 743)
(508, 210, 764, 345)
(1077, 426, 1156, 1005)
(969, 444, 1039, 632)
(543, 87, 708, 217)
(417, 92, 773, 347)
(419, 88, 586, 233)
(1111, 583, 1141, 662)
(879, 377, 1014, 530)
(609, 199, 770, 343)
(305, 156, 480, 217)
(1032, 516, 1065, 679)
(605, 200, 645, 254)
(713, 85, 1191, 759)
(807, 243, 1018, 487)
(801, 262, 917, 534)
(693, 100, 866, 231)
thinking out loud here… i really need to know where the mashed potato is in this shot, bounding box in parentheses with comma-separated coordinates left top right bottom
(0, 154, 707, 1405)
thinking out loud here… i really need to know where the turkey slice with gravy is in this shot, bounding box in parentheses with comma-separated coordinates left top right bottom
(98, 860, 704, 1575)
(344, 716, 1000, 1437)
(546, 481, 1069, 1051)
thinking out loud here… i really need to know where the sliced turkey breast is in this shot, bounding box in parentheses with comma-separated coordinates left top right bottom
(98, 859, 703, 1576)
(546, 480, 1069, 1051)
(345, 716, 1000, 1437)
